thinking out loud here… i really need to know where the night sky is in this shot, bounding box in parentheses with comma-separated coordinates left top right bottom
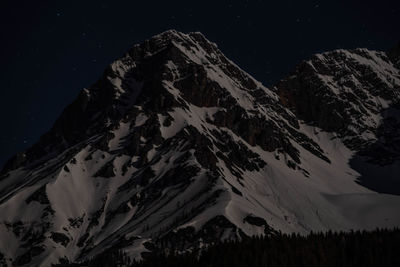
(1, 0, 399, 168)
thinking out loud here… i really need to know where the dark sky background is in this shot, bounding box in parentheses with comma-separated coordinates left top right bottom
(0, 0, 399, 169)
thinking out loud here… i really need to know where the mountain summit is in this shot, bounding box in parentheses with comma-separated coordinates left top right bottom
(1, 30, 400, 266)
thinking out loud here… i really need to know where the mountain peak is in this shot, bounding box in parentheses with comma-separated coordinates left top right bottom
(278, 47, 400, 136)
(150, 29, 213, 44)
(0, 31, 224, 174)
(128, 29, 218, 59)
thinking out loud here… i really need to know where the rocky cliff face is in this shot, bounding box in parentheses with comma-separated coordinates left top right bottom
(0, 30, 399, 266)
(276, 48, 400, 193)
(277, 48, 400, 142)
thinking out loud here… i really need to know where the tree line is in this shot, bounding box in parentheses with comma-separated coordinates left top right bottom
(53, 228, 400, 267)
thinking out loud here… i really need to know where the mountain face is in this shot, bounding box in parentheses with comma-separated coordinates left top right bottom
(277, 48, 400, 194)
(0, 30, 399, 266)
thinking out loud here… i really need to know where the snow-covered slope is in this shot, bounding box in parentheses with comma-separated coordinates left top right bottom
(0, 30, 400, 266)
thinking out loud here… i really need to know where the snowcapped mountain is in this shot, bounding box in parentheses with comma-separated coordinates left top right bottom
(0, 30, 399, 266)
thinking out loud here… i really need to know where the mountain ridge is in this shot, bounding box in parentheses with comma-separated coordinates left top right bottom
(0, 30, 399, 266)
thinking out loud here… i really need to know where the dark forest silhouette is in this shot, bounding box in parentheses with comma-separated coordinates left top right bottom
(53, 228, 400, 267)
